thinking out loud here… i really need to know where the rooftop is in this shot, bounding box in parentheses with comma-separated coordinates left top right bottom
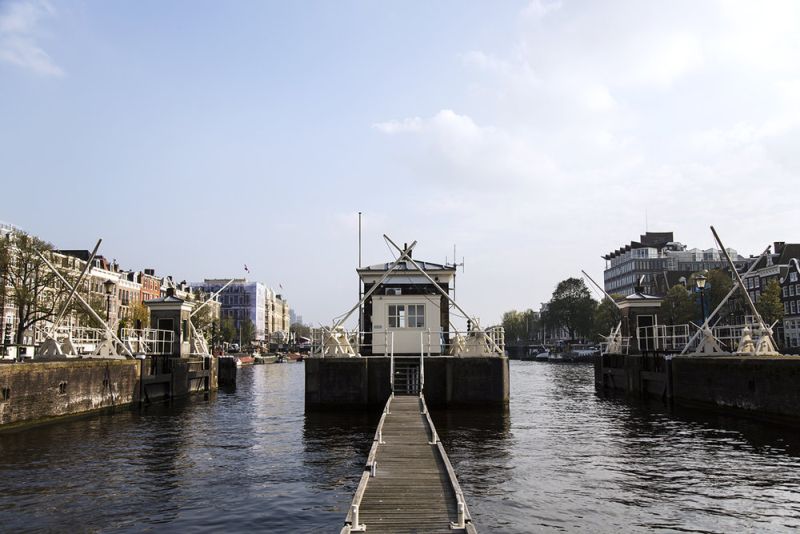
(357, 260, 456, 273)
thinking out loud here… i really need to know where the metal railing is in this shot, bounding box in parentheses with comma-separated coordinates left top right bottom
(311, 325, 505, 358)
(419, 331, 425, 391)
(343, 394, 393, 533)
(120, 328, 175, 355)
(442, 326, 505, 356)
(420, 394, 476, 532)
(637, 324, 690, 352)
(636, 316, 769, 354)
(600, 337, 631, 355)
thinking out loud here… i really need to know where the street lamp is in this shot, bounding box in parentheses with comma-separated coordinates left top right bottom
(695, 273, 708, 324)
(104, 279, 115, 322)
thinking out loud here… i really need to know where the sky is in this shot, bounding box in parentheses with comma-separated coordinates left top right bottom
(2, 0, 800, 328)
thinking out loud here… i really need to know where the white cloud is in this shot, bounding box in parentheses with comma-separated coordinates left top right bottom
(374, 109, 558, 189)
(521, 0, 563, 20)
(371, 1, 800, 320)
(0, 0, 62, 77)
(372, 116, 423, 134)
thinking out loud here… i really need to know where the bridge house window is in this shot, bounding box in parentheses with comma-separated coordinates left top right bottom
(407, 305, 425, 328)
(388, 304, 425, 328)
(388, 305, 406, 328)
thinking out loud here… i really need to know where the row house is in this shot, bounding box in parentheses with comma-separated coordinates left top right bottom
(780, 259, 800, 350)
(742, 243, 800, 304)
(139, 269, 161, 302)
(266, 288, 290, 339)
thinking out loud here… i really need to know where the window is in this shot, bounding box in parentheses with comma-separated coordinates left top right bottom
(388, 305, 406, 328)
(792, 285, 796, 297)
(792, 272, 798, 283)
(389, 304, 424, 328)
(784, 287, 789, 298)
(407, 305, 425, 328)
(792, 301, 797, 315)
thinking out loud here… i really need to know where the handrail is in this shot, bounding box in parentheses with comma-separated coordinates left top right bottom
(389, 331, 395, 391)
(342, 394, 393, 533)
(419, 395, 475, 531)
(419, 331, 425, 392)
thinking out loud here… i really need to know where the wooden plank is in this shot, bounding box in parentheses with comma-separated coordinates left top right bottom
(342, 394, 476, 532)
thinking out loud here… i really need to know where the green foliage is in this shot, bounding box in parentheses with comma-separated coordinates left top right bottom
(130, 300, 150, 329)
(757, 279, 784, 326)
(593, 296, 621, 338)
(220, 316, 237, 343)
(501, 309, 536, 342)
(662, 285, 697, 325)
(291, 322, 311, 338)
(547, 277, 597, 340)
(190, 303, 215, 335)
(239, 317, 255, 343)
(75, 294, 108, 328)
(706, 269, 734, 313)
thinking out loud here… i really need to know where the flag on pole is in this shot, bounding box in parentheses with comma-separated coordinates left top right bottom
(244, 264, 250, 273)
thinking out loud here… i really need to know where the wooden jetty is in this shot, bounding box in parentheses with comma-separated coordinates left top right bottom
(341, 393, 477, 533)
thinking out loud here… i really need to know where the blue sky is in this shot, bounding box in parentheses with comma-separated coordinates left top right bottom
(3, 1, 800, 326)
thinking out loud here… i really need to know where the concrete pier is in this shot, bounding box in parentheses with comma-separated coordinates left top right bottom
(305, 356, 509, 409)
(0, 357, 218, 430)
(596, 353, 800, 425)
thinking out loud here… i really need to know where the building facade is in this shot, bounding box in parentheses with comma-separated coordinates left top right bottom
(266, 289, 290, 339)
(194, 279, 267, 341)
(603, 232, 748, 296)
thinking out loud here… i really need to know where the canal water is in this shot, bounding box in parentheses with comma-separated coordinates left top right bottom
(1, 361, 799, 533)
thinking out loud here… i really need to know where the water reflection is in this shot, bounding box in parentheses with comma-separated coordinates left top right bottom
(1, 361, 800, 533)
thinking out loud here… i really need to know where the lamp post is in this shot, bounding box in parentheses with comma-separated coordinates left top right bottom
(695, 273, 708, 324)
(104, 279, 115, 323)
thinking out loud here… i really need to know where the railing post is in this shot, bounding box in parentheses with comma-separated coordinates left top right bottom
(427, 328, 431, 358)
(350, 504, 365, 532)
(450, 494, 466, 529)
(419, 331, 425, 393)
(390, 333, 394, 392)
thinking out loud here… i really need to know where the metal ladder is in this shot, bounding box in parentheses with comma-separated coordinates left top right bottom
(392, 359, 420, 395)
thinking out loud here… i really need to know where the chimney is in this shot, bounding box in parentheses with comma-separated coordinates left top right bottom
(145, 268, 155, 276)
(166, 287, 175, 297)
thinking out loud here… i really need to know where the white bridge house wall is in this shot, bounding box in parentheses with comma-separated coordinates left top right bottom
(370, 294, 443, 355)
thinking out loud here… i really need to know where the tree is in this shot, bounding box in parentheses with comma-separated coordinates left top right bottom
(239, 317, 255, 344)
(662, 285, 696, 325)
(547, 278, 597, 340)
(291, 322, 311, 339)
(757, 279, 784, 327)
(74, 294, 108, 328)
(707, 269, 734, 313)
(130, 300, 150, 329)
(501, 309, 536, 342)
(0, 232, 74, 345)
(593, 296, 621, 338)
(190, 303, 215, 336)
(220, 316, 237, 343)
